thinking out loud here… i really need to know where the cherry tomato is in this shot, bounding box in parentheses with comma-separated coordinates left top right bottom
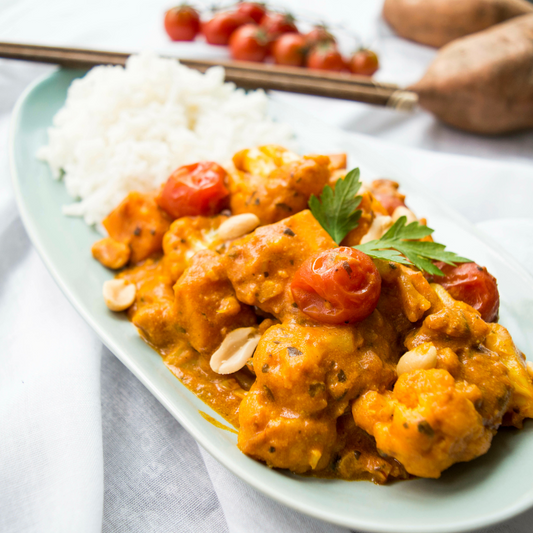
(260, 12, 298, 41)
(229, 24, 269, 62)
(202, 11, 252, 45)
(350, 49, 379, 76)
(306, 43, 347, 72)
(291, 247, 381, 324)
(237, 2, 267, 24)
(427, 262, 500, 322)
(164, 5, 200, 41)
(306, 25, 336, 47)
(272, 33, 308, 66)
(157, 162, 229, 219)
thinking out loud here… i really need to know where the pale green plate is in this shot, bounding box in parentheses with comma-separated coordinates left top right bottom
(10, 69, 533, 533)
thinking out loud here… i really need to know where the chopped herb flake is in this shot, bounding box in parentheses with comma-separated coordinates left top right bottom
(283, 227, 296, 237)
(287, 346, 303, 357)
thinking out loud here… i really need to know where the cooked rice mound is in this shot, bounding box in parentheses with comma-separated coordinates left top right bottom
(38, 54, 295, 226)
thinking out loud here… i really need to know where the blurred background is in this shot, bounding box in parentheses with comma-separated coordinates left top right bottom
(1, 0, 532, 163)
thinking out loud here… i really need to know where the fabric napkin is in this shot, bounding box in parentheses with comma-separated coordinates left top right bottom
(1, 0, 533, 531)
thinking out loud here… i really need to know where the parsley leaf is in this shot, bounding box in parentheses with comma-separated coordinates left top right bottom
(308, 168, 471, 275)
(308, 168, 363, 245)
(354, 216, 471, 276)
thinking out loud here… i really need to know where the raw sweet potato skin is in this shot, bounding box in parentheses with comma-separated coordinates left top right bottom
(409, 14, 533, 135)
(383, 0, 533, 48)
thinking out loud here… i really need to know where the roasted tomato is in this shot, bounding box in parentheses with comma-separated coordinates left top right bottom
(164, 5, 200, 41)
(272, 33, 308, 66)
(202, 11, 252, 45)
(229, 24, 269, 62)
(260, 12, 298, 40)
(157, 162, 229, 219)
(306, 43, 347, 72)
(427, 262, 500, 322)
(291, 247, 381, 324)
(305, 25, 336, 47)
(236, 2, 267, 24)
(349, 49, 379, 76)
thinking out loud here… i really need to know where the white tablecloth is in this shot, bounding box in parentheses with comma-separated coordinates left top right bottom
(1, 1, 533, 532)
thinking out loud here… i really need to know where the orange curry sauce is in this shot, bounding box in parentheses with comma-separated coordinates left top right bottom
(93, 146, 533, 483)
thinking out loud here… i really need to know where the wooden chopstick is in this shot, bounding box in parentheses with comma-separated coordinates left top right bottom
(0, 42, 418, 110)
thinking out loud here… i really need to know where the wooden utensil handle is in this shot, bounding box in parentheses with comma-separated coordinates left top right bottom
(0, 42, 418, 110)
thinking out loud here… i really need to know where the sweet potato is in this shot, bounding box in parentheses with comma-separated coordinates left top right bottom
(409, 14, 533, 134)
(383, 0, 533, 48)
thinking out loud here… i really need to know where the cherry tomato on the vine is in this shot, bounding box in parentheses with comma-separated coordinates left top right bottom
(426, 262, 500, 323)
(237, 2, 267, 24)
(202, 11, 252, 45)
(306, 43, 347, 72)
(305, 25, 336, 47)
(157, 162, 229, 219)
(164, 5, 200, 41)
(349, 49, 379, 76)
(260, 12, 298, 41)
(229, 24, 269, 62)
(272, 33, 308, 66)
(291, 247, 381, 325)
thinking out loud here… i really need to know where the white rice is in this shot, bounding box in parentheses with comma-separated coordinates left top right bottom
(38, 53, 295, 226)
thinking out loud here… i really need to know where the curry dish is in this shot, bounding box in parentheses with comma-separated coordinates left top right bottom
(92, 145, 533, 484)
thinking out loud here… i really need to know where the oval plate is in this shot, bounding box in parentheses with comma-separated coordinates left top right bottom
(10, 68, 533, 533)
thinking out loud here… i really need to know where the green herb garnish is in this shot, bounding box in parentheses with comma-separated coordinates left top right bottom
(308, 168, 362, 245)
(354, 217, 470, 276)
(309, 169, 470, 275)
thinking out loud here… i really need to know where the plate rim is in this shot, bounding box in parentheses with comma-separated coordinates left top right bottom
(9, 67, 533, 533)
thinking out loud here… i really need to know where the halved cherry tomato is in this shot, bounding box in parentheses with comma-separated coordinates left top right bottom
(229, 24, 269, 62)
(260, 12, 298, 41)
(305, 25, 336, 47)
(291, 247, 381, 324)
(350, 49, 379, 77)
(164, 5, 200, 41)
(237, 2, 267, 24)
(306, 43, 347, 72)
(202, 11, 252, 45)
(427, 262, 500, 322)
(157, 162, 229, 219)
(272, 33, 308, 66)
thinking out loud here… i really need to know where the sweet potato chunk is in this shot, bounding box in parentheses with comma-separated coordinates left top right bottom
(383, 0, 532, 48)
(103, 192, 170, 264)
(238, 316, 397, 474)
(227, 146, 330, 225)
(224, 210, 335, 319)
(162, 215, 226, 282)
(174, 250, 256, 354)
(119, 259, 181, 353)
(326, 153, 347, 171)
